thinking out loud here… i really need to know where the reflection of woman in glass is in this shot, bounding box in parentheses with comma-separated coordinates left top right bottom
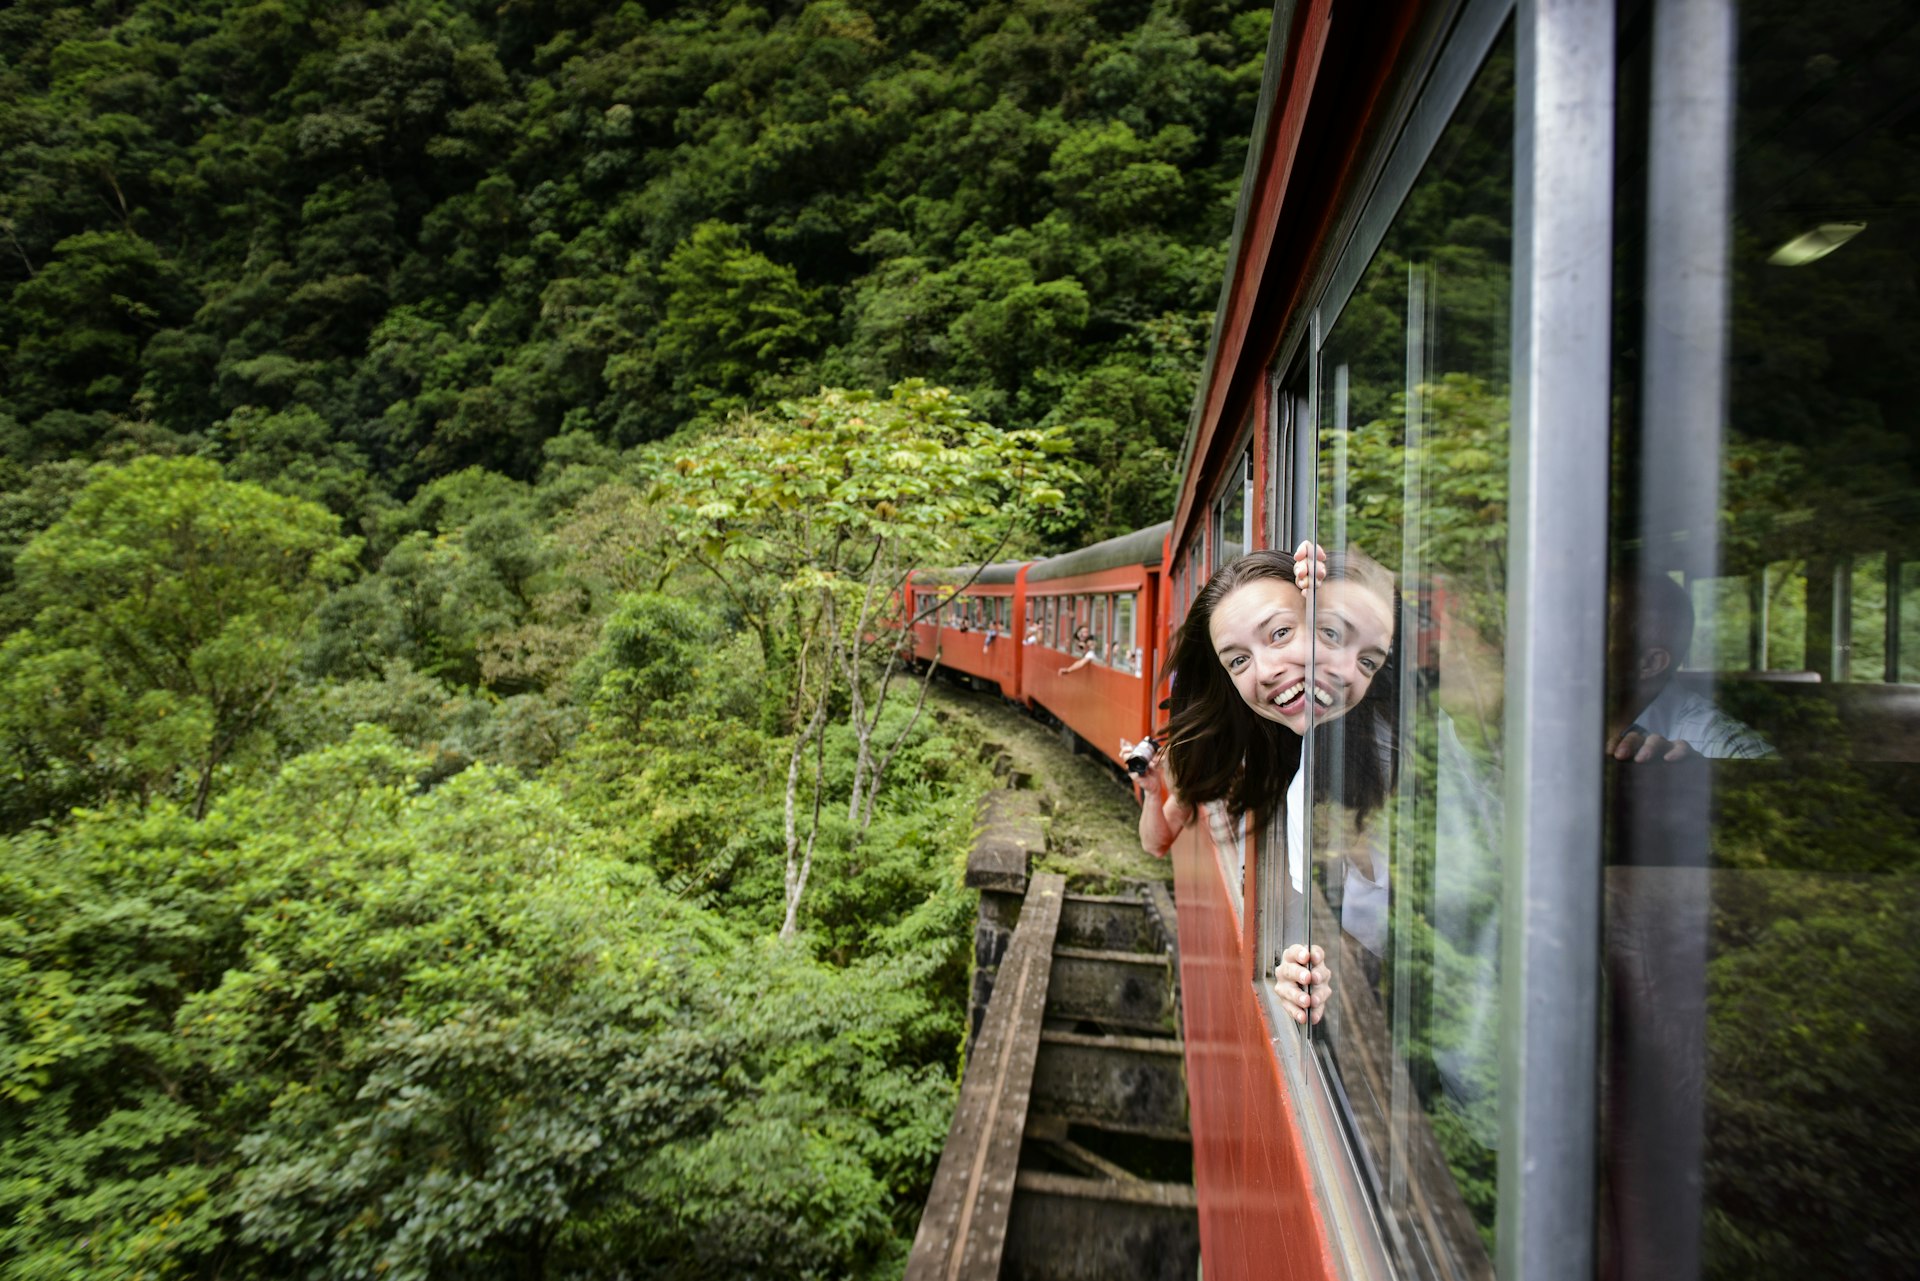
(1139, 544, 1399, 1023)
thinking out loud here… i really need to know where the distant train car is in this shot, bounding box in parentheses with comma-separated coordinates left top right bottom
(905, 562, 1027, 698)
(1021, 522, 1169, 771)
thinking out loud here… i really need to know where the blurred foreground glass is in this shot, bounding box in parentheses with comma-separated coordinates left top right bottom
(1605, 1, 1920, 1276)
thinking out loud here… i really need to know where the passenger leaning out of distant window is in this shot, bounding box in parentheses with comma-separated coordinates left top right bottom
(1608, 572, 1773, 760)
(1138, 543, 1400, 1024)
(1058, 625, 1098, 675)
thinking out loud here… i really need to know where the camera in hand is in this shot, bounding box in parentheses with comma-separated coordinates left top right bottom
(1120, 736, 1159, 775)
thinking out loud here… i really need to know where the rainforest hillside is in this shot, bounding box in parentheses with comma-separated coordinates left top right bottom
(1, 0, 1270, 547)
(0, 3, 1267, 1277)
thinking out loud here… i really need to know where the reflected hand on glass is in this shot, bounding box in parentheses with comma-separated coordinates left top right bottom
(1609, 729, 1694, 763)
(1275, 943, 1330, 1025)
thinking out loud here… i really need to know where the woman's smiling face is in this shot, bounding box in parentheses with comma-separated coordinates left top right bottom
(1210, 577, 1313, 732)
(1209, 575, 1392, 734)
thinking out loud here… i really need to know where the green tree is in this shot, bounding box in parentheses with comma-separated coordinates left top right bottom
(654, 380, 1070, 934)
(656, 221, 830, 415)
(0, 456, 358, 820)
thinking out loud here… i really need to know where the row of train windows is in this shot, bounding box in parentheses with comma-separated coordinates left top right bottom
(1200, 6, 1918, 1279)
(1032, 591, 1141, 675)
(911, 591, 1143, 677)
(918, 592, 1010, 634)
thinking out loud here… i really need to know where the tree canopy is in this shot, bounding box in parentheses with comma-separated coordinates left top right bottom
(0, 0, 1271, 548)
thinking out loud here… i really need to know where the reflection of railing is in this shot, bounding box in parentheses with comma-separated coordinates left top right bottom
(1305, 875, 1494, 1281)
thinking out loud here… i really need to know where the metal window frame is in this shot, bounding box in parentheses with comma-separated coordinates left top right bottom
(1497, 3, 1616, 1278)
(1603, 2, 1736, 1272)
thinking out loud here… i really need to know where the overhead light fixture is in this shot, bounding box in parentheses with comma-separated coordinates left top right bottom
(1768, 221, 1867, 266)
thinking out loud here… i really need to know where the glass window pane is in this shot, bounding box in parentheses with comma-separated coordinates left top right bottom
(1115, 594, 1137, 674)
(1846, 553, 1886, 682)
(1219, 448, 1252, 566)
(1606, 3, 1920, 1277)
(1306, 30, 1513, 1277)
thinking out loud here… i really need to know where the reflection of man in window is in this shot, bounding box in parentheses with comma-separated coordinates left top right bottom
(1608, 574, 1774, 759)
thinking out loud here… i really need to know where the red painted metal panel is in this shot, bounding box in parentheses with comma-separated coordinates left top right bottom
(1174, 820, 1338, 1281)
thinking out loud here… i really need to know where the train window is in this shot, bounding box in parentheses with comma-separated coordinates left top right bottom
(1602, 3, 1920, 1276)
(1090, 595, 1108, 665)
(1043, 596, 1056, 649)
(1301, 25, 1514, 1278)
(1113, 594, 1138, 675)
(1214, 447, 1253, 566)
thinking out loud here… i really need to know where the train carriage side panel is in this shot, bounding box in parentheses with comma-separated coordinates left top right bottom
(1173, 823, 1339, 1281)
(908, 562, 1026, 697)
(1024, 523, 1169, 767)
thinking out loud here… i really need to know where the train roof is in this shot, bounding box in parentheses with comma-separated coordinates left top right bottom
(1027, 521, 1170, 583)
(913, 560, 1026, 587)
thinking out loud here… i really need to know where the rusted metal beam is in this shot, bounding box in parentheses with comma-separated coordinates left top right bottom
(1030, 1030, 1189, 1138)
(907, 872, 1068, 1281)
(1003, 1171, 1201, 1281)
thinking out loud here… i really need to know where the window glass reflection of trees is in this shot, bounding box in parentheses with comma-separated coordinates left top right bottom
(1307, 32, 1512, 1280)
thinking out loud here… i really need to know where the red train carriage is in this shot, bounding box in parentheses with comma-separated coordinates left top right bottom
(904, 561, 1028, 698)
(1021, 522, 1169, 772)
(1157, 1, 1920, 1279)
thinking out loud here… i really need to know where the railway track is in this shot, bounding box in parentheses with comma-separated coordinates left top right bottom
(905, 711, 1198, 1281)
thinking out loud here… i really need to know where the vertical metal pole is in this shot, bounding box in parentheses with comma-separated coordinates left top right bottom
(1607, 3, 1735, 1276)
(1500, 3, 1615, 1278)
(1638, 0, 1734, 585)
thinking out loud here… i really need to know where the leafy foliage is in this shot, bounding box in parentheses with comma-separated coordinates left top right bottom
(0, 456, 358, 820)
(2, 718, 980, 1279)
(0, 0, 1269, 546)
(0, 3, 1262, 1273)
